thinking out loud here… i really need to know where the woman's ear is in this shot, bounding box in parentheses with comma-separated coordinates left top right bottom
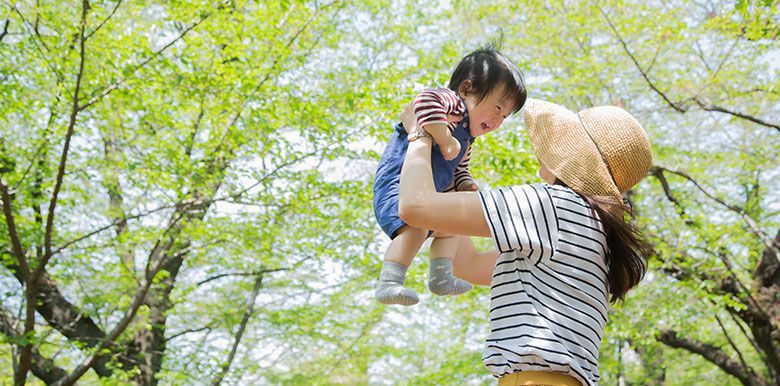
(458, 80, 473, 96)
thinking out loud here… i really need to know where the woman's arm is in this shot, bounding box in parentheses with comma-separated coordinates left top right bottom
(397, 106, 491, 238)
(452, 237, 499, 286)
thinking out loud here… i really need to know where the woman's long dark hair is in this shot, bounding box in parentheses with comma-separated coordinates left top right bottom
(587, 194, 652, 303)
(557, 181, 653, 303)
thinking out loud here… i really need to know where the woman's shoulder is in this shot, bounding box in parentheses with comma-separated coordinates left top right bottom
(502, 183, 594, 220)
(496, 183, 581, 203)
(481, 183, 559, 220)
(540, 184, 603, 233)
(540, 183, 589, 207)
(482, 182, 591, 214)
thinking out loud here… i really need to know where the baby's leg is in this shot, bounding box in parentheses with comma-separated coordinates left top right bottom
(428, 236, 473, 296)
(375, 225, 428, 306)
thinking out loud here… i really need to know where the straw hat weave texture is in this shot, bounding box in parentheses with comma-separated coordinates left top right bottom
(524, 98, 652, 199)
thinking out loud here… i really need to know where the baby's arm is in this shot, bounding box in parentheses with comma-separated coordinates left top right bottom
(412, 89, 462, 160)
(424, 123, 460, 160)
(453, 144, 478, 191)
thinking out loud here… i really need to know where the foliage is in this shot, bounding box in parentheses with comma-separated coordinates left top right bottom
(0, 0, 778, 385)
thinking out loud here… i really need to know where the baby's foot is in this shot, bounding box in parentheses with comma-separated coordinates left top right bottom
(375, 283, 419, 306)
(375, 261, 419, 306)
(429, 276, 472, 296)
(428, 257, 473, 296)
(439, 136, 461, 161)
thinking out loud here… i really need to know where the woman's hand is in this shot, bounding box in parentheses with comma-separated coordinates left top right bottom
(400, 103, 416, 134)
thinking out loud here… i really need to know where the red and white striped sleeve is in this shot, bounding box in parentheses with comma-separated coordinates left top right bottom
(412, 88, 462, 130)
(453, 143, 476, 190)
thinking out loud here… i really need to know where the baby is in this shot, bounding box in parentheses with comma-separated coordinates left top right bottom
(373, 45, 527, 305)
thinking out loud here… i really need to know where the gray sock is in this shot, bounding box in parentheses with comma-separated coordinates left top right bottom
(375, 262, 419, 306)
(428, 257, 472, 296)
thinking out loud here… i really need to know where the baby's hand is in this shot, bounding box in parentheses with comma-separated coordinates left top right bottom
(457, 181, 479, 192)
(439, 136, 461, 161)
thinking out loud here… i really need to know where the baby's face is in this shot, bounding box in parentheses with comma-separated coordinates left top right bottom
(463, 86, 515, 138)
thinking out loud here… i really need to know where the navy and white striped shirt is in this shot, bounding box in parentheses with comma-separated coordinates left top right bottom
(479, 183, 608, 386)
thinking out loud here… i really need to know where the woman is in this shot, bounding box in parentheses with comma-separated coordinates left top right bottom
(397, 98, 654, 386)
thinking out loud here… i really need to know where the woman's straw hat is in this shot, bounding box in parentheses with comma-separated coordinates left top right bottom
(524, 98, 653, 199)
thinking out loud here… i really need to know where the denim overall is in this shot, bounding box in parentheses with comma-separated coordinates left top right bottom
(373, 116, 473, 239)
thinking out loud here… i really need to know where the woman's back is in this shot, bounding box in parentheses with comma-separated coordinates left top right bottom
(479, 183, 608, 386)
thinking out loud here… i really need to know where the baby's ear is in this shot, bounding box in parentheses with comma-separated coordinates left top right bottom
(458, 79, 474, 96)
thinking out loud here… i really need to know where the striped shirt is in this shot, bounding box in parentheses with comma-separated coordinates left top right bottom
(413, 88, 475, 191)
(478, 183, 609, 386)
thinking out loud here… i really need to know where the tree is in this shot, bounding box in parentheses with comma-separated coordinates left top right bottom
(2, 0, 778, 385)
(0, 0, 443, 384)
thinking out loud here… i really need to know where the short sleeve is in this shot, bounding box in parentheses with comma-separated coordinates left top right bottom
(413, 88, 463, 128)
(478, 184, 559, 265)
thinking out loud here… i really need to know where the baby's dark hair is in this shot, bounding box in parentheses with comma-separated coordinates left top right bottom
(447, 43, 527, 114)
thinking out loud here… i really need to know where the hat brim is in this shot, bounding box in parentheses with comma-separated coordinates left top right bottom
(524, 98, 621, 198)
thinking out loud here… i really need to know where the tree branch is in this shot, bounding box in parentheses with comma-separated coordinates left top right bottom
(1, 177, 34, 386)
(51, 205, 196, 385)
(751, 228, 780, 380)
(51, 251, 171, 386)
(1, 256, 123, 378)
(652, 165, 778, 261)
(205, 0, 341, 167)
(10, 74, 64, 192)
(127, 182, 226, 383)
(14, 6, 92, 382)
(77, 12, 211, 111)
(11, 6, 63, 81)
(726, 309, 766, 371)
(649, 166, 693, 223)
(196, 268, 288, 287)
(693, 96, 780, 132)
(166, 325, 213, 342)
(710, 246, 771, 324)
(50, 150, 317, 262)
(38, 0, 90, 281)
(657, 329, 768, 386)
(652, 242, 772, 331)
(594, 4, 689, 112)
(711, 38, 738, 81)
(100, 125, 135, 272)
(84, 0, 123, 40)
(211, 271, 265, 385)
(714, 313, 753, 383)
(0, 182, 30, 279)
(596, 4, 779, 132)
(0, 303, 68, 385)
(0, 19, 9, 42)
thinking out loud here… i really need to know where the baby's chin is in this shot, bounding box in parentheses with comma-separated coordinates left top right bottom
(469, 122, 490, 137)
